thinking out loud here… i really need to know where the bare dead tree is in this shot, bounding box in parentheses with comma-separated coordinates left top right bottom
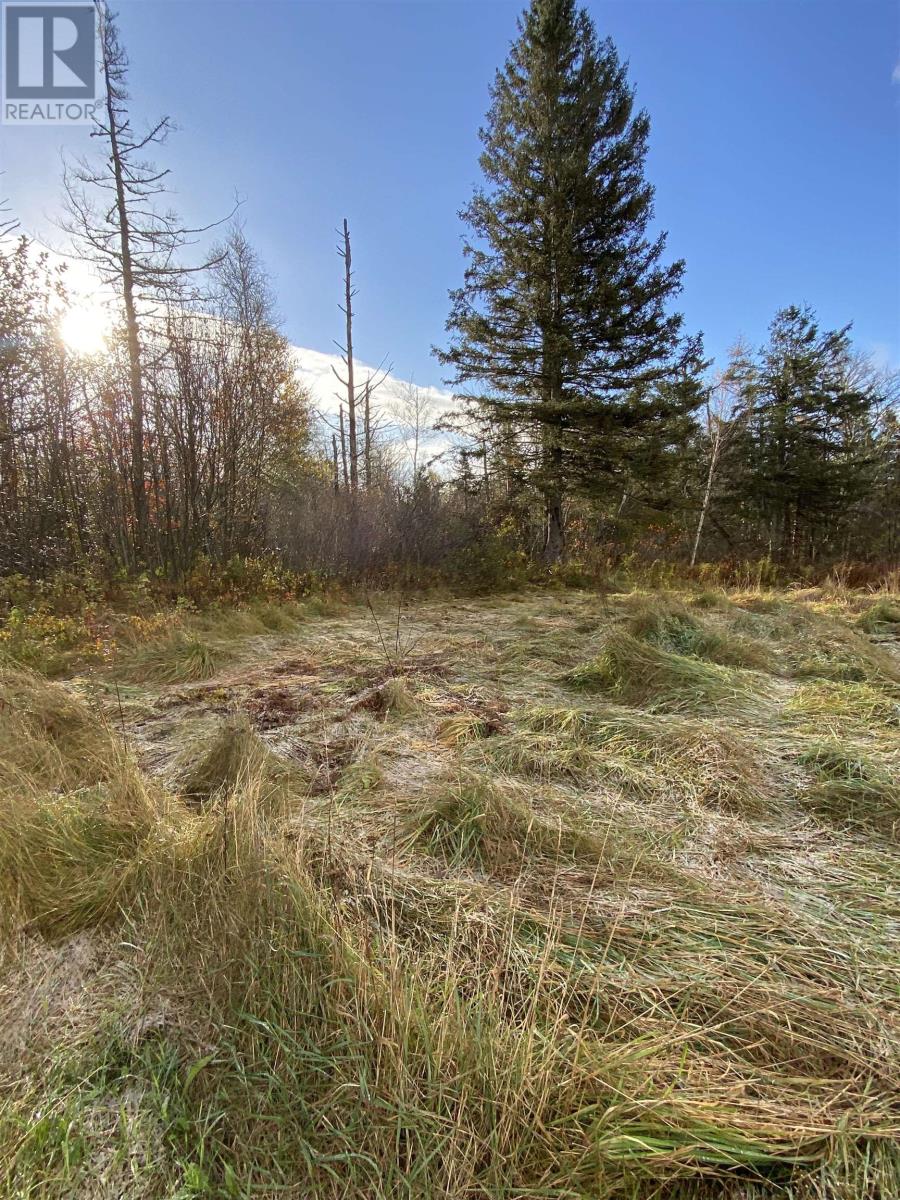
(331, 218, 358, 492)
(359, 364, 394, 488)
(393, 380, 438, 480)
(328, 220, 393, 494)
(0, 195, 18, 244)
(62, 1, 230, 557)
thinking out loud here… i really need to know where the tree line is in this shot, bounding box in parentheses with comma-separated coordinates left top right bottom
(1, 0, 896, 587)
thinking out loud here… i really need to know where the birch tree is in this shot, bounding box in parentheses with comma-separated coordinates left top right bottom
(690, 345, 753, 567)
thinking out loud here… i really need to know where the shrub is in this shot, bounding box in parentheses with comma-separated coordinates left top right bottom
(0, 607, 105, 676)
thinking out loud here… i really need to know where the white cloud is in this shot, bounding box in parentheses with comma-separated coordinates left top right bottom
(291, 345, 456, 421)
(291, 345, 460, 472)
(892, 59, 900, 84)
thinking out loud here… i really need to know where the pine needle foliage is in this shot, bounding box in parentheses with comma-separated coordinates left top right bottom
(438, 0, 703, 556)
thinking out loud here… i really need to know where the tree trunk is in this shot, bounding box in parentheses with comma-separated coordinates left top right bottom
(690, 431, 720, 568)
(544, 496, 564, 562)
(363, 376, 371, 488)
(542, 443, 565, 564)
(339, 404, 349, 490)
(341, 219, 358, 493)
(541, 218, 565, 564)
(101, 25, 148, 556)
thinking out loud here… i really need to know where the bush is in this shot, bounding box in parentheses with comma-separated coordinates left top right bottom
(0, 606, 106, 676)
(181, 554, 307, 607)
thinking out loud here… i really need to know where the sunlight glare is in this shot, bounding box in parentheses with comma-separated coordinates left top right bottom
(59, 303, 111, 356)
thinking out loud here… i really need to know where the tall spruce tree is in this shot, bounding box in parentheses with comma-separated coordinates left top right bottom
(718, 307, 881, 562)
(438, 0, 700, 560)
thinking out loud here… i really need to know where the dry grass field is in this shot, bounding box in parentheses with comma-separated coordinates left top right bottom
(1, 584, 898, 1198)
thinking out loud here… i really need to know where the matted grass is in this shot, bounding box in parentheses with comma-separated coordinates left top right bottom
(857, 597, 900, 636)
(507, 702, 783, 815)
(798, 740, 900, 836)
(625, 596, 779, 673)
(566, 629, 768, 715)
(1, 583, 898, 1198)
(403, 768, 655, 878)
(787, 679, 900, 729)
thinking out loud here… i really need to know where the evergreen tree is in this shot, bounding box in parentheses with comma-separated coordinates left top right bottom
(438, 0, 700, 560)
(722, 307, 881, 561)
(870, 409, 900, 561)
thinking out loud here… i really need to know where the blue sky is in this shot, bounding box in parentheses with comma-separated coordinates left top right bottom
(2, 0, 898, 387)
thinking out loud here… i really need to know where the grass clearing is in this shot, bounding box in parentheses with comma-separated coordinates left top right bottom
(1, 585, 898, 1197)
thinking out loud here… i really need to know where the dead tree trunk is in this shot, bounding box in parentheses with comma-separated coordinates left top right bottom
(63, 5, 234, 571)
(99, 12, 147, 555)
(338, 403, 349, 491)
(340, 219, 357, 492)
(363, 375, 372, 488)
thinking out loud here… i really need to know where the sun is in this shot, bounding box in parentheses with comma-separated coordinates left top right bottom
(59, 303, 111, 356)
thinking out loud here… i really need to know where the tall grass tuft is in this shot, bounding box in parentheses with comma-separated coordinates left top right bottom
(566, 630, 765, 714)
(404, 768, 647, 875)
(115, 629, 233, 683)
(625, 597, 778, 672)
